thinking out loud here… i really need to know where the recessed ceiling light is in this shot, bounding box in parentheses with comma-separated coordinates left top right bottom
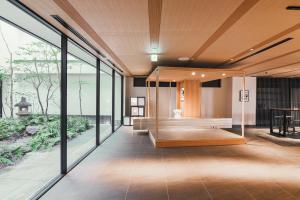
(230, 58, 234, 61)
(191, 72, 196, 76)
(173, 80, 176, 82)
(249, 48, 254, 51)
(150, 54, 158, 62)
(178, 57, 190, 61)
(201, 74, 205, 78)
(222, 73, 226, 76)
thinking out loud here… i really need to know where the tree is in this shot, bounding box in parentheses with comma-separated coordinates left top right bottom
(15, 42, 60, 120)
(77, 64, 88, 116)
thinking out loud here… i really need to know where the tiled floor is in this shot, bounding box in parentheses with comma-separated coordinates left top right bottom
(41, 127, 300, 200)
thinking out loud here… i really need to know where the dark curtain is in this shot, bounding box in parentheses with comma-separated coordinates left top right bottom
(256, 78, 290, 127)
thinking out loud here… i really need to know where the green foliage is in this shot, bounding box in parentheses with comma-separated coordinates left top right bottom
(0, 146, 25, 166)
(30, 116, 90, 151)
(0, 115, 59, 140)
(0, 115, 90, 167)
(30, 120, 60, 151)
(0, 118, 26, 140)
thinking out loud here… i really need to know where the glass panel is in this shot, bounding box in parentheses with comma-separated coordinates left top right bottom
(67, 41, 96, 167)
(0, 11, 61, 200)
(114, 73, 122, 129)
(100, 62, 112, 141)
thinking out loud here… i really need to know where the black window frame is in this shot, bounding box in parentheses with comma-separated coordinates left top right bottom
(1, 1, 125, 199)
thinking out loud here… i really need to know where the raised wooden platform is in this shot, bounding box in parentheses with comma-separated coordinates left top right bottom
(148, 128, 246, 148)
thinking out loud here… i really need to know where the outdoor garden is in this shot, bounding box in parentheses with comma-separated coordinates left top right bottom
(0, 26, 95, 170)
(0, 115, 91, 169)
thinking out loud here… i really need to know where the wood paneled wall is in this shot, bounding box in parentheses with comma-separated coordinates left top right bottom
(183, 80, 201, 117)
(176, 82, 182, 109)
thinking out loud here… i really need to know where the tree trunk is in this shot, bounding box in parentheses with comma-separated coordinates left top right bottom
(9, 53, 13, 118)
(78, 67, 83, 116)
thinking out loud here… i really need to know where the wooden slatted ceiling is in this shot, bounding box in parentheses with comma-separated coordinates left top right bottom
(191, 0, 259, 59)
(148, 0, 162, 50)
(159, 0, 243, 59)
(146, 67, 244, 82)
(53, 0, 132, 75)
(198, 0, 300, 63)
(19, 0, 300, 77)
(69, 0, 151, 75)
(20, 0, 131, 75)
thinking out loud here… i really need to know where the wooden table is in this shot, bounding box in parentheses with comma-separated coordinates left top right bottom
(270, 108, 300, 136)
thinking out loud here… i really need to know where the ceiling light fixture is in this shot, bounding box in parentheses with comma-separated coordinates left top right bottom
(249, 48, 254, 51)
(173, 80, 176, 82)
(178, 57, 190, 61)
(222, 73, 226, 76)
(192, 72, 196, 76)
(230, 58, 234, 61)
(150, 54, 158, 62)
(201, 74, 205, 78)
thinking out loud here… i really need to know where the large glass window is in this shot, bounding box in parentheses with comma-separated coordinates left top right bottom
(0, 1, 123, 198)
(100, 62, 113, 141)
(114, 73, 122, 129)
(0, 2, 61, 199)
(67, 41, 96, 167)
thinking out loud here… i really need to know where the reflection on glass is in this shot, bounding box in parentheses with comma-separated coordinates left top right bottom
(100, 63, 112, 141)
(114, 73, 122, 129)
(66, 45, 96, 167)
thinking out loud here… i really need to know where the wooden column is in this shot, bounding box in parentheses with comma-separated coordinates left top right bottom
(183, 80, 201, 118)
(176, 82, 181, 109)
(242, 73, 245, 137)
(146, 81, 150, 117)
(169, 82, 172, 118)
(155, 68, 159, 139)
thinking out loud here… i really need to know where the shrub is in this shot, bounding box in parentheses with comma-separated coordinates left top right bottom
(0, 119, 26, 140)
(0, 146, 26, 166)
(30, 116, 90, 151)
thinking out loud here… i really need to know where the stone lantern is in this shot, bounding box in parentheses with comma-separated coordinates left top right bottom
(15, 97, 32, 117)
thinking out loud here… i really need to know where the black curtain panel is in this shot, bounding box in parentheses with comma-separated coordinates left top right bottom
(256, 78, 291, 127)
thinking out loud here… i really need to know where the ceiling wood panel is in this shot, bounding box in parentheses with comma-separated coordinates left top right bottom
(244, 51, 300, 75)
(252, 61, 300, 76)
(69, 0, 150, 75)
(191, 0, 259, 59)
(159, 0, 243, 59)
(148, 0, 162, 49)
(199, 0, 300, 63)
(147, 67, 244, 82)
(19, 0, 300, 77)
(53, 0, 131, 75)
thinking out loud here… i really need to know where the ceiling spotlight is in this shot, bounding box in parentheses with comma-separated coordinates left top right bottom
(150, 54, 158, 62)
(201, 74, 205, 78)
(222, 73, 226, 76)
(192, 72, 196, 76)
(173, 80, 176, 82)
(230, 58, 234, 61)
(249, 48, 254, 51)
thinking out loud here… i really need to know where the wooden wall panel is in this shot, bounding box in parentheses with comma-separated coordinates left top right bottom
(183, 80, 201, 117)
(176, 82, 182, 109)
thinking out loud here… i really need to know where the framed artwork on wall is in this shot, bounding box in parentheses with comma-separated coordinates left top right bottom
(239, 90, 249, 102)
(138, 97, 145, 106)
(131, 106, 139, 116)
(131, 97, 138, 106)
